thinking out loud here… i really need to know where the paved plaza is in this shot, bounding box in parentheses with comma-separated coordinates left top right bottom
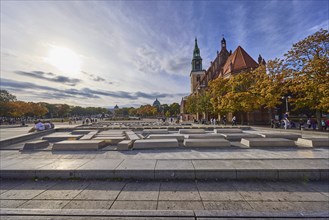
(1, 179, 328, 219)
(0, 122, 328, 218)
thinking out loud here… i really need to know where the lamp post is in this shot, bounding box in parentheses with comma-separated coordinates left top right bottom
(282, 96, 291, 113)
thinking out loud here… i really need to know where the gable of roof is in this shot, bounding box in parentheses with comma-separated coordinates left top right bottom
(223, 46, 258, 75)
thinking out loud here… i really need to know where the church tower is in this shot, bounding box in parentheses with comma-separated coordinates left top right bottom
(190, 38, 206, 93)
(191, 38, 202, 71)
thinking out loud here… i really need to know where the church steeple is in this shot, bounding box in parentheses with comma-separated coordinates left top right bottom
(193, 38, 201, 58)
(191, 37, 202, 71)
(221, 37, 226, 50)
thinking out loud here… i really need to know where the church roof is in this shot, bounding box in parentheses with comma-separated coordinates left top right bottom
(223, 46, 258, 75)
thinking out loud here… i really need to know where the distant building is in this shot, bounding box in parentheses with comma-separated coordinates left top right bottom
(181, 37, 269, 124)
(152, 98, 162, 113)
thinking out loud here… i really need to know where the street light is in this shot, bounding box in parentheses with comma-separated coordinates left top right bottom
(282, 96, 291, 113)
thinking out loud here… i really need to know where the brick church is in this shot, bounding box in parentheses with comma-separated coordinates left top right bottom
(180, 37, 270, 124)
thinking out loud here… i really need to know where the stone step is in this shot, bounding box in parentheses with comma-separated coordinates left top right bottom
(148, 134, 185, 142)
(178, 129, 205, 134)
(117, 140, 133, 150)
(142, 129, 169, 136)
(52, 140, 106, 151)
(184, 139, 231, 148)
(71, 130, 95, 135)
(259, 133, 302, 140)
(241, 138, 297, 148)
(214, 128, 243, 133)
(125, 131, 140, 141)
(187, 134, 225, 139)
(297, 138, 329, 147)
(220, 133, 262, 141)
(22, 140, 49, 151)
(80, 131, 98, 140)
(42, 134, 83, 142)
(92, 136, 125, 144)
(133, 139, 179, 149)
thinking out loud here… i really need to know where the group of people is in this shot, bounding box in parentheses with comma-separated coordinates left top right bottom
(30, 120, 54, 132)
(200, 115, 237, 126)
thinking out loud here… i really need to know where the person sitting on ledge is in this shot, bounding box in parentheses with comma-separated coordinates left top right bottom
(35, 120, 45, 131)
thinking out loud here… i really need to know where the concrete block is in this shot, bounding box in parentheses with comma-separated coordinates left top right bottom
(187, 134, 225, 139)
(142, 129, 169, 136)
(22, 140, 49, 150)
(296, 138, 329, 147)
(241, 138, 296, 148)
(71, 130, 94, 135)
(42, 134, 83, 142)
(133, 139, 179, 149)
(184, 139, 231, 148)
(178, 129, 205, 134)
(92, 136, 125, 144)
(52, 140, 106, 151)
(148, 134, 185, 142)
(125, 131, 140, 140)
(80, 131, 98, 140)
(221, 133, 262, 141)
(117, 140, 133, 150)
(259, 133, 301, 140)
(214, 128, 243, 133)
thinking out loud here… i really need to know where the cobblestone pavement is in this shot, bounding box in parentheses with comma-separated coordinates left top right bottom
(1, 179, 328, 212)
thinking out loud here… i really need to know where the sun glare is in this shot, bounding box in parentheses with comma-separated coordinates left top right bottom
(45, 46, 81, 74)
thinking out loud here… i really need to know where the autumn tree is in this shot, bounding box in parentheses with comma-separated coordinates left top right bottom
(168, 102, 180, 116)
(7, 101, 29, 118)
(0, 90, 17, 117)
(185, 94, 198, 114)
(197, 90, 213, 120)
(250, 59, 288, 119)
(208, 77, 230, 115)
(284, 29, 329, 128)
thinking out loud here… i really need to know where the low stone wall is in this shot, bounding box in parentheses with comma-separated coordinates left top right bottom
(0, 129, 55, 148)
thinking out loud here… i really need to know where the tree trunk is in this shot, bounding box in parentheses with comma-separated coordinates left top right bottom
(240, 112, 244, 125)
(316, 109, 322, 131)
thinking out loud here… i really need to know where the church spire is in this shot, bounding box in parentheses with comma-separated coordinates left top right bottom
(191, 37, 202, 71)
(221, 36, 226, 49)
(193, 37, 201, 58)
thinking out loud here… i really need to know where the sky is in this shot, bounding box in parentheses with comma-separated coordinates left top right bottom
(1, 1, 328, 108)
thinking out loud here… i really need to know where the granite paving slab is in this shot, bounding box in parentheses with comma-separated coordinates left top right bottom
(117, 182, 160, 201)
(33, 181, 89, 200)
(197, 181, 245, 201)
(0, 181, 57, 200)
(73, 181, 126, 201)
(19, 200, 69, 209)
(63, 200, 114, 209)
(159, 182, 200, 201)
(110, 200, 157, 210)
(157, 201, 204, 210)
